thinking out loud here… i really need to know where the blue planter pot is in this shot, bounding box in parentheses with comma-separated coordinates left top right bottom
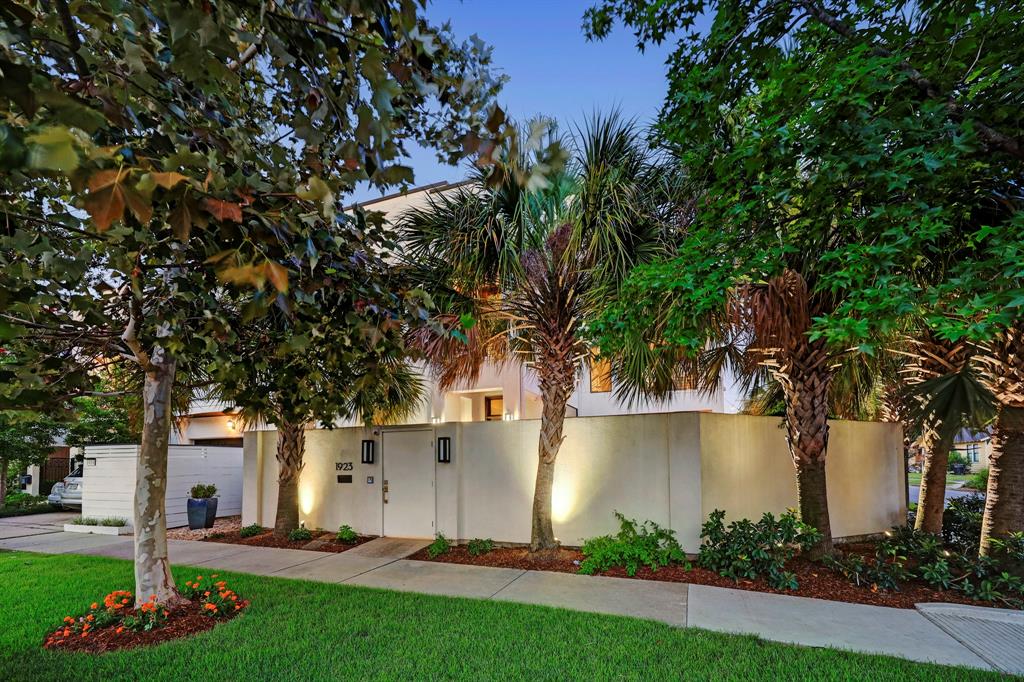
(187, 498, 218, 530)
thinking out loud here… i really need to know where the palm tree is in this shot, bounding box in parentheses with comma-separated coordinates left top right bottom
(216, 305, 424, 535)
(398, 113, 679, 553)
(211, 219, 426, 536)
(976, 321, 1024, 554)
(897, 333, 983, 534)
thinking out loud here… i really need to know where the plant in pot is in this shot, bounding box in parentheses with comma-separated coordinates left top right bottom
(187, 483, 218, 530)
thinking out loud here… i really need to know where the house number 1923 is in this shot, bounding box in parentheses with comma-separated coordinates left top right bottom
(335, 462, 353, 471)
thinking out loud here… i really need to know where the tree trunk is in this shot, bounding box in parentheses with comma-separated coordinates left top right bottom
(980, 406, 1024, 555)
(133, 348, 186, 607)
(531, 373, 571, 554)
(779, 343, 834, 557)
(977, 322, 1024, 556)
(915, 434, 952, 534)
(274, 418, 306, 537)
(0, 459, 8, 507)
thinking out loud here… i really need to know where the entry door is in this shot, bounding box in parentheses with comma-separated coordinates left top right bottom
(381, 430, 435, 538)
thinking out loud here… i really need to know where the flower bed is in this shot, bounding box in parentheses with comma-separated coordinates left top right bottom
(43, 576, 248, 653)
(413, 508, 1022, 611)
(200, 526, 376, 553)
(410, 544, 1012, 610)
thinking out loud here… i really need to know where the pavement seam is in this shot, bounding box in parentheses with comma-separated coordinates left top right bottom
(336, 555, 413, 584)
(682, 583, 688, 628)
(0, 529, 63, 541)
(916, 609, 1004, 673)
(486, 569, 527, 600)
(265, 552, 350, 576)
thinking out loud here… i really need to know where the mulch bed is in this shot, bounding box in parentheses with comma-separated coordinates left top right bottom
(202, 529, 376, 553)
(411, 544, 1010, 610)
(43, 602, 245, 654)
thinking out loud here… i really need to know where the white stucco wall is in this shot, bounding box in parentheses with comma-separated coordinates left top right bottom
(242, 413, 903, 550)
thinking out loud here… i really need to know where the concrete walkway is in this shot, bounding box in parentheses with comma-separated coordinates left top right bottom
(3, 521, 1020, 673)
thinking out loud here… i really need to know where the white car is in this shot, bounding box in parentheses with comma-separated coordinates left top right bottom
(47, 465, 83, 510)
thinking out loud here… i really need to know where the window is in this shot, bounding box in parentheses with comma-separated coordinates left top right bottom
(590, 351, 612, 393)
(484, 396, 504, 421)
(966, 443, 980, 463)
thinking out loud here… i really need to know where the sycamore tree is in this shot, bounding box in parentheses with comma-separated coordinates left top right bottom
(0, 1, 502, 605)
(212, 208, 426, 536)
(585, 0, 1023, 555)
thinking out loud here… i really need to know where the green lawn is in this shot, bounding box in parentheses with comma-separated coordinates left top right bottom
(907, 472, 972, 487)
(0, 551, 998, 681)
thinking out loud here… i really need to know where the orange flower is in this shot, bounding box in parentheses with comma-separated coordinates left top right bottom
(116, 626, 124, 634)
(211, 574, 218, 578)
(204, 603, 218, 612)
(90, 602, 98, 610)
(63, 616, 73, 624)
(195, 576, 202, 581)
(86, 614, 95, 622)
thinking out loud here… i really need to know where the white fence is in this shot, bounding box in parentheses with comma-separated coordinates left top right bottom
(82, 444, 243, 528)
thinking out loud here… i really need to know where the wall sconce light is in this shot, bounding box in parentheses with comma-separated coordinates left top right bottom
(431, 416, 443, 424)
(361, 439, 375, 464)
(226, 418, 237, 431)
(437, 436, 451, 464)
(502, 412, 513, 422)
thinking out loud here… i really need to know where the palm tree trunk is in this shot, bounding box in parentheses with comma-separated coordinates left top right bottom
(779, 343, 834, 557)
(915, 434, 952, 534)
(531, 372, 572, 553)
(133, 350, 186, 607)
(978, 323, 1024, 556)
(274, 418, 306, 536)
(980, 406, 1024, 555)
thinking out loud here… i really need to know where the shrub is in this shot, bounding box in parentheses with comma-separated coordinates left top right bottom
(239, 524, 263, 538)
(947, 451, 970, 471)
(189, 483, 217, 499)
(427, 533, 450, 558)
(990, 531, 1024, 573)
(288, 526, 313, 542)
(822, 537, 912, 592)
(3, 492, 47, 509)
(824, 526, 1024, 606)
(69, 516, 127, 527)
(965, 468, 989, 491)
(336, 524, 358, 544)
(942, 494, 984, 555)
(698, 509, 821, 590)
(467, 538, 494, 556)
(580, 512, 687, 577)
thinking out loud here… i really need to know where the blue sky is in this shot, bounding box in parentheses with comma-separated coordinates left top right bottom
(352, 0, 677, 202)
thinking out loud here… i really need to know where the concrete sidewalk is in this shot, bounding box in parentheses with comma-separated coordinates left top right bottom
(4, 526, 1020, 673)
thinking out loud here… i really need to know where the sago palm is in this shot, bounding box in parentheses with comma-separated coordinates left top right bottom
(399, 113, 679, 552)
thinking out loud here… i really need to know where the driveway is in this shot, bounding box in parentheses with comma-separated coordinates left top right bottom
(0, 511, 77, 540)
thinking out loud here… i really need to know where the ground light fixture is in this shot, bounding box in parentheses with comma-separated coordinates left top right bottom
(361, 439, 375, 464)
(437, 436, 451, 463)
